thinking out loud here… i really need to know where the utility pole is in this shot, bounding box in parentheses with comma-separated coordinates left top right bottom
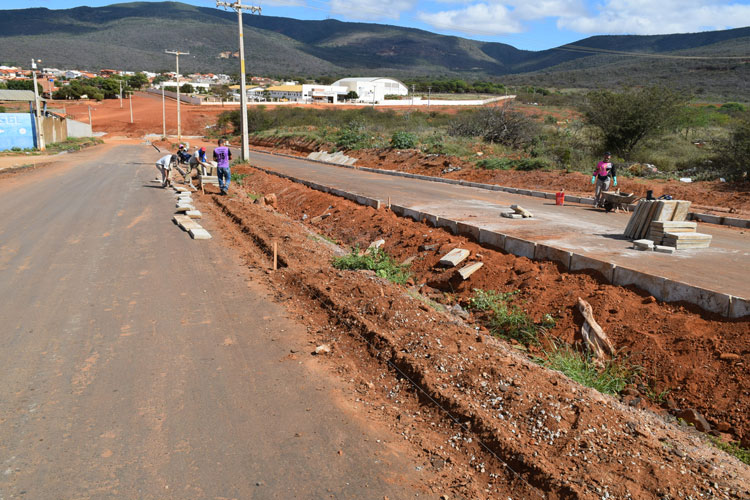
(428, 86, 432, 109)
(129, 91, 133, 124)
(165, 49, 189, 143)
(162, 86, 166, 139)
(411, 84, 415, 106)
(216, 0, 261, 162)
(119, 79, 123, 108)
(31, 58, 45, 151)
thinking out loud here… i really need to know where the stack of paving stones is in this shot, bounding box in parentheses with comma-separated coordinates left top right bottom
(626, 199, 711, 251)
(172, 186, 211, 239)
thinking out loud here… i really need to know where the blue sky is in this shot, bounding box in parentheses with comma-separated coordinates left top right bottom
(12, 0, 750, 50)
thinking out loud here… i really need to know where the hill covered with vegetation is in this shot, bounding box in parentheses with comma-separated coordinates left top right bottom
(1, 2, 748, 99)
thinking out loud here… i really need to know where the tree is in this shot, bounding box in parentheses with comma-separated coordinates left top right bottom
(583, 86, 688, 159)
(180, 83, 194, 94)
(6, 79, 42, 93)
(344, 90, 358, 101)
(714, 119, 750, 180)
(127, 73, 149, 90)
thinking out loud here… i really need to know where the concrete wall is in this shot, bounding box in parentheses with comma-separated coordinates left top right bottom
(66, 118, 92, 138)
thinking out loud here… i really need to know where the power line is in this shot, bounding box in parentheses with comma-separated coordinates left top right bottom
(554, 44, 750, 60)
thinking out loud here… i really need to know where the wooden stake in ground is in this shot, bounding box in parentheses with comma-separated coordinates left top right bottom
(273, 242, 278, 270)
(577, 298, 615, 359)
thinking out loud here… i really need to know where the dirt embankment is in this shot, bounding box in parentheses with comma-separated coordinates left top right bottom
(193, 167, 748, 499)
(247, 136, 750, 218)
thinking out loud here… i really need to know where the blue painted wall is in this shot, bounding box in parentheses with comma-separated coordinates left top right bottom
(0, 113, 36, 151)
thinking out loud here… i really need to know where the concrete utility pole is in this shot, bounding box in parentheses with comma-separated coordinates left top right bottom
(216, 0, 261, 161)
(119, 79, 123, 108)
(428, 86, 432, 109)
(129, 91, 133, 124)
(165, 49, 189, 142)
(31, 58, 45, 151)
(162, 87, 166, 139)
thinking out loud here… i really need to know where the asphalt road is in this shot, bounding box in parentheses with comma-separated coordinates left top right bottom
(0, 144, 424, 499)
(246, 149, 750, 300)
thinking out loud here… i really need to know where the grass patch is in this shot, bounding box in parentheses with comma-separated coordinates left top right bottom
(231, 172, 249, 185)
(45, 137, 103, 153)
(246, 191, 261, 201)
(332, 248, 411, 284)
(407, 289, 446, 312)
(468, 289, 551, 346)
(475, 156, 550, 171)
(539, 343, 638, 395)
(709, 437, 750, 466)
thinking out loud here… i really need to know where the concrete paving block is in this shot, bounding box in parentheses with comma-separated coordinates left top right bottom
(570, 253, 616, 282)
(729, 296, 750, 318)
(440, 248, 470, 267)
(505, 188, 518, 194)
(390, 204, 406, 216)
(175, 204, 196, 212)
(516, 189, 532, 196)
(504, 236, 536, 259)
(437, 218, 458, 234)
(354, 195, 380, 209)
(501, 213, 523, 219)
(458, 262, 483, 280)
(491, 185, 504, 191)
(401, 207, 421, 222)
(186, 210, 202, 219)
(566, 196, 581, 203)
(580, 197, 595, 206)
(544, 192, 557, 200)
(633, 239, 654, 250)
(691, 213, 722, 225)
(422, 213, 439, 227)
(662, 279, 731, 315)
(189, 228, 212, 240)
(533, 244, 572, 270)
(654, 245, 675, 254)
(531, 191, 547, 198)
(478, 229, 505, 250)
(724, 217, 750, 228)
(613, 266, 665, 300)
(456, 222, 480, 241)
(174, 186, 189, 193)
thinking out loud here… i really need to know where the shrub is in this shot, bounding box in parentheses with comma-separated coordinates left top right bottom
(713, 119, 750, 180)
(583, 86, 689, 159)
(720, 102, 746, 113)
(449, 103, 540, 148)
(476, 158, 514, 170)
(390, 131, 417, 149)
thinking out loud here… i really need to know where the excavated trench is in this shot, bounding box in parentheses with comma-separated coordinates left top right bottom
(197, 168, 749, 499)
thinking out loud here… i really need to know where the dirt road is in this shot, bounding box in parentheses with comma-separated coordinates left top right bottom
(0, 145, 426, 499)
(244, 149, 750, 301)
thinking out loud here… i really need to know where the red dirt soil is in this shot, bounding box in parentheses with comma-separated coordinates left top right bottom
(190, 169, 749, 498)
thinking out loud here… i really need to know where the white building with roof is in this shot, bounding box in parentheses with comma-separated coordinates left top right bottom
(332, 77, 408, 104)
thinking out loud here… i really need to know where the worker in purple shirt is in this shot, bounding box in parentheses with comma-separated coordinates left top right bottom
(213, 138, 233, 195)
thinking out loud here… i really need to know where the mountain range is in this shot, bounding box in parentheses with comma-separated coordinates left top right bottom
(1, 2, 748, 99)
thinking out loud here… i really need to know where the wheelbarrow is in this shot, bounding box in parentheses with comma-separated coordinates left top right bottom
(599, 190, 639, 213)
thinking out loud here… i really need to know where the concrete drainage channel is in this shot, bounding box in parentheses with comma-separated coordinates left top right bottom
(250, 164, 749, 319)
(170, 186, 211, 239)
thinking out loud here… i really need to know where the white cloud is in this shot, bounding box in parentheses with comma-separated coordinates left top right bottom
(558, 0, 750, 35)
(416, 0, 584, 36)
(415, 0, 750, 38)
(418, 3, 524, 35)
(329, 0, 417, 20)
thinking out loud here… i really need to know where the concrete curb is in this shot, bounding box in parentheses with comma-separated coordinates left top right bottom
(248, 164, 748, 318)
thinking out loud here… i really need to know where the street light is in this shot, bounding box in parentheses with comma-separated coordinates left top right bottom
(31, 58, 45, 151)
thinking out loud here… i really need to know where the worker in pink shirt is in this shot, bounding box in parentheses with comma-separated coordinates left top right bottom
(591, 152, 618, 207)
